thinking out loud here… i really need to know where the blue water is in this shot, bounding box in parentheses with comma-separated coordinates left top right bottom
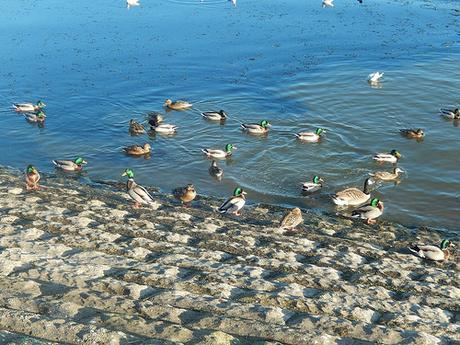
(1, 0, 459, 231)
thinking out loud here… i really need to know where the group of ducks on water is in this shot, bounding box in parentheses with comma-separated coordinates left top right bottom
(13, 92, 456, 262)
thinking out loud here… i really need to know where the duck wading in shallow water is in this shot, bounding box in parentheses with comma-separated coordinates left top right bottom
(122, 168, 156, 208)
(332, 178, 374, 206)
(373, 150, 402, 164)
(351, 198, 384, 224)
(202, 143, 236, 159)
(440, 107, 460, 120)
(279, 207, 303, 230)
(209, 160, 224, 179)
(218, 187, 247, 216)
(241, 120, 271, 135)
(400, 128, 424, 140)
(369, 167, 404, 181)
(52, 157, 87, 172)
(25, 165, 40, 190)
(123, 143, 151, 156)
(13, 100, 46, 112)
(23, 110, 46, 123)
(129, 119, 145, 135)
(201, 110, 228, 122)
(163, 99, 192, 110)
(295, 128, 326, 142)
(302, 175, 324, 193)
(409, 239, 454, 262)
(173, 184, 197, 207)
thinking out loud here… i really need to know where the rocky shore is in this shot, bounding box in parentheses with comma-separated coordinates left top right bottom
(0, 166, 458, 344)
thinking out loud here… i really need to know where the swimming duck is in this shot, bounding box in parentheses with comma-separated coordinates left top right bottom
(351, 198, 384, 224)
(163, 99, 192, 110)
(201, 110, 228, 122)
(373, 150, 402, 164)
(173, 184, 197, 206)
(409, 239, 454, 262)
(150, 123, 178, 134)
(322, 0, 334, 7)
(127, 0, 140, 9)
(440, 108, 460, 120)
(123, 143, 151, 155)
(368, 72, 384, 83)
(53, 157, 87, 172)
(13, 100, 46, 113)
(295, 128, 325, 142)
(129, 119, 145, 134)
(202, 144, 236, 159)
(280, 207, 303, 230)
(400, 128, 424, 139)
(302, 175, 324, 192)
(369, 167, 404, 181)
(25, 165, 40, 190)
(148, 113, 164, 127)
(122, 168, 155, 208)
(332, 178, 374, 206)
(209, 160, 224, 179)
(218, 187, 247, 216)
(241, 120, 271, 135)
(24, 110, 46, 123)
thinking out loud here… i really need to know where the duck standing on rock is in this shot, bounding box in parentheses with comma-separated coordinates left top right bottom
(218, 187, 247, 216)
(409, 239, 454, 262)
(163, 99, 192, 110)
(123, 143, 151, 156)
(209, 160, 224, 180)
(122, 168, 156, 208)
(201, 110, 228, 122)
(129, 119, 145, 135)
(53, 157, 87, 172)
(25, 165, 40, 190)
(373, 150, 402, 164)
(280, 207, 303, 230)
(351, 198, 384, 224)
(23, 110, 46, 123)
(302, 175, 324, 193)
(173, 184, 197, 207)
(295, 128, 325, 142)
(241, 120, 271, 135)
(202, 143, 236, 159)
(13, 100, 46, 112)
(332, 178, 374, 206)
(400, 128, 424, 140)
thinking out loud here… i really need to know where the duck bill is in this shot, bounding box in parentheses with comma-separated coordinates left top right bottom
(121, 172, 127, 176)
(82, 160, 88, 164)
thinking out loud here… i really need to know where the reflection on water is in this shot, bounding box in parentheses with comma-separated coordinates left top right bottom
(0, 0, 459, 232)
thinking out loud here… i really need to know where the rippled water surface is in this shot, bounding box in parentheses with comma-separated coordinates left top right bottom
(1, 0, 459, 231)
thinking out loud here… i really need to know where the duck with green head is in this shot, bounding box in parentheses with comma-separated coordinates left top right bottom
(24, 110, 46, 123)
(440, 108, 460, 120)
(201, 110, 228, 122)
(13, 100, 46, 113)
(373, 149, 402, 164)
(25, 165, 40, 190)
(295, 128, 325, 142)
(409, 239, 454, 262)
(351, 198, 384, 224)
(202, 143, 236, 159)
(52, 157, 87, 172)
(241, 120, 271, 135)
(218, 187, 247, 216)
(122, 168, 155, 208)
(302, 175, 324, 192)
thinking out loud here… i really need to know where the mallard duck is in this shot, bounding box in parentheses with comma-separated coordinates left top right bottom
(123, 143, 151, 155)
(440, 108, 460, 120)
(322, 0, 334, 7)
(218, 187, 247, 216)
(121, 169, 155, 208)
(202, 143, 236, 159)
(52, 157, 87, 172)
(173, 184, 196, 206)
(150, 123, 178, 134)
(332, 178, 374, 206)
(24, 110, 46, 123)
(209, 160, 224, 179)
(163, 99, 192, 110)
(369, 167, 404, 181)
(25, 165, 40, 190)
(201, 110, 228, 121)
(148, 113, 164, 127)
(302, 175, 324, 192)
(295, 128, 325, 142)
(241, 120, 271, 135)
(127, 0, 140, 9)
(351, 198, 384, 224)
(129, 119, 145, 134)
(280, 207, 303, 230)
(13, 100, 46, 112)
(400, 128, 424, 139)
(409, 239, 454, 262)
(367, 72, 384, 83)
(373, 150, 402, 164)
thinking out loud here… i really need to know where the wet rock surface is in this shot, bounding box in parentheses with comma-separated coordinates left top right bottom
(0, 167, 458, 344)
